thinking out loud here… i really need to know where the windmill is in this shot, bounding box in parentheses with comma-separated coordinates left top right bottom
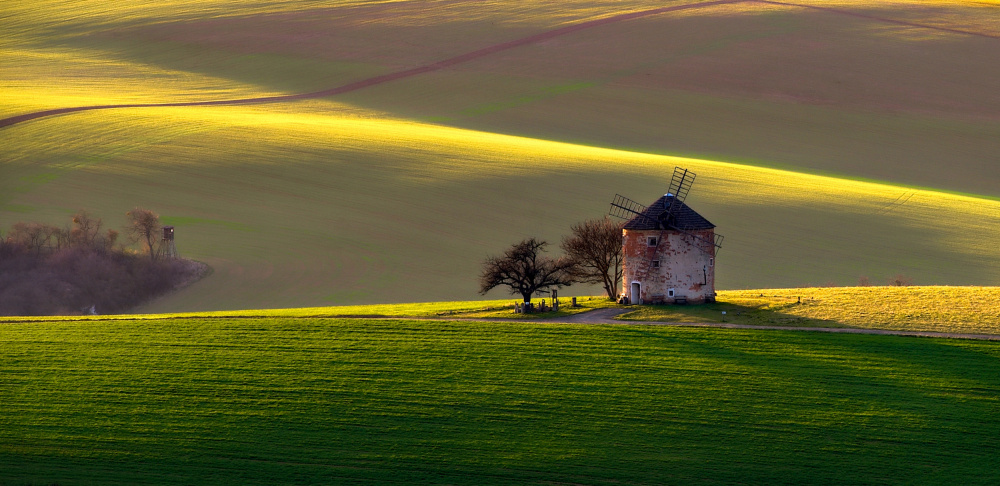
(608, 167, 722, 305)
(609, 167, 723, 254)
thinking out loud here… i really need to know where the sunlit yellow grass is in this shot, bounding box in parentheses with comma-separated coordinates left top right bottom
(4, 286, 999, 337)
(0, 0, 384, 44)
(0, 298, 521, 322)
(622, 286, 1000, 335)
(728, 286, 1000, 333)
(0, 295, 620, 322)
(78, 102, 1000, 257)
(0, 47, 286, 117)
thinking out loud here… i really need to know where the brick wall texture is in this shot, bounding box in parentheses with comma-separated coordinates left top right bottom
(622, 228, 716, 304)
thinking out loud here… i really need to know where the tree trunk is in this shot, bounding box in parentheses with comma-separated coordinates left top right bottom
(147, 233, 157, 260)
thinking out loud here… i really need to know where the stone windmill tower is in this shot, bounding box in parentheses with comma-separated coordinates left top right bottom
(609, 168, 722, 304)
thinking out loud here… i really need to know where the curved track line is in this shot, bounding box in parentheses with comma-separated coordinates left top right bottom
(3, 0, 996, 130)
(0, 0, 740, 130)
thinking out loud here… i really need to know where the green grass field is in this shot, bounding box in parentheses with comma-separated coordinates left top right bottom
(3, 0, 1000, 313)
(4, 2, 1000, 483)
(3, 315, 1000, 484)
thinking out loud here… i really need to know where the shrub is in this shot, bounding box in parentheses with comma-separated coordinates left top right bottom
(0, 211, 206, 316)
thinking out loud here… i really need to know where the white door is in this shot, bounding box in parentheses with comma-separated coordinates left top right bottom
(630, 282, 641, 305)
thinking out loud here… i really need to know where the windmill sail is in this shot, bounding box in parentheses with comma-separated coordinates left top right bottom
(663, 167, 695, 225)
(609, 194, 657, 227)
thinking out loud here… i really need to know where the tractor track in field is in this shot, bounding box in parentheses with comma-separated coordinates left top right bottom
(0, 0, 741, 129)
(2, 0, 998, 130)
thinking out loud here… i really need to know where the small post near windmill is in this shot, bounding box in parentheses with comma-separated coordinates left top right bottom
(609, 167, 722, 305)
(158, 226, 178, 259)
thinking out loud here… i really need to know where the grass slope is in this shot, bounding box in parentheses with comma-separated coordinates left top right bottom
(3, 0, 1000, 312)
(4, 0, 999, 192)
(5, 286, 997, 335)
(3, 316, 1000, 484)
(3, 103, 1000, 312)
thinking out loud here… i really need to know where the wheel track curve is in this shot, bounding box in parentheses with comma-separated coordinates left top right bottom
(3, 0, 997, 130)
(0, 0, 740, 129)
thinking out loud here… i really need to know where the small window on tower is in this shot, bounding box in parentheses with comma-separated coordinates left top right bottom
(651, 260, 660, 268)
(647, 236, 658, 246)
(709, 258, 714, 267)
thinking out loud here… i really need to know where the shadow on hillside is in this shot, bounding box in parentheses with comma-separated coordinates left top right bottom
(618, 294, 845, 328)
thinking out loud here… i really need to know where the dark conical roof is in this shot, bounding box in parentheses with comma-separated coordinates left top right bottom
(622, 195, 715, 231)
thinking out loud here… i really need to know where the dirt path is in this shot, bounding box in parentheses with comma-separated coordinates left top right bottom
(429, 309, 1000, 341)
(3, 0, 996, 130)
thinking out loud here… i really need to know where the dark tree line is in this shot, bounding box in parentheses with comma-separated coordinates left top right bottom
(479, 217, 624, 303)
(0, 208, 203, 316)
(2, 208, 162, 260)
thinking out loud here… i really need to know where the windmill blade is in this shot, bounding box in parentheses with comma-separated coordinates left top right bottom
(667, 167, 696, 204)
(610, 194, 647, 218)
(609, 194, 658, 226)
(663, 167, 697, 222)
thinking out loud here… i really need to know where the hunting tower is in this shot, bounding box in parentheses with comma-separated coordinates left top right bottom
(157, 226, 178, 259)
(610, 168, 722, 305)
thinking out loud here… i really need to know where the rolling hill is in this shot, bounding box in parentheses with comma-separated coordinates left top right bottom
(2, 0, 999, 312)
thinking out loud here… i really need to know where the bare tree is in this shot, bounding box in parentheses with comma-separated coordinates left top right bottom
(70, 210, 103, 248)
(561, 217, 624, 300)
(0, 228, 17, 258)
(104, 229, 119, 251)
(125, 207, 161, 259)
(0, 210, 205, 316)
(8, 222, 59, 256)
(479, 238, 574, 303)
